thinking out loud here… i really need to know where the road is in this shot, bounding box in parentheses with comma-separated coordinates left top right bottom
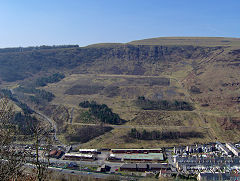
(25, 160, 134, 180)
(48, 166, 139, 180)
(35, 111, 58, 141)
(69, 107, 74, 124)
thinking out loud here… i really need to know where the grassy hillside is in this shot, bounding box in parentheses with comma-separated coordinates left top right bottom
(129, 37, 240, 47)
(1, 37, 240, 147)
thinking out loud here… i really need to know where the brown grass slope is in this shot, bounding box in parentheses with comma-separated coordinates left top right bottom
(3, 37, 240, 147)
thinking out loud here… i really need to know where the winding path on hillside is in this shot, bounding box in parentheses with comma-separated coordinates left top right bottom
(170, 49, 227, 141)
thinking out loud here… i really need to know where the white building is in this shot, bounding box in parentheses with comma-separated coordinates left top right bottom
(226, 143, 240, 157)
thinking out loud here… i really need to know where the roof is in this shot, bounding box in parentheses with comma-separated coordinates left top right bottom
(111, 148, 162, 151)
(199, 172, 230, 180)
(120, 164, 137, 169)
(49, 150, 57, 155)
(56, 150, 63, 157)
(226, 143, 240, 153)
(137, 163, 148, 169)
(79, 149, 98, 152)
(64, 153, 94, 158)
(122, 153, 164, 160)
(149, 163, 169, 169)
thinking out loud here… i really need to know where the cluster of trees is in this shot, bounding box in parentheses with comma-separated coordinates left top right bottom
(135, 96, 194, 111)
(0, 45, 79, 54)
(128, 128, 203, 140)
(0, 96, 53, 180)
(16, 86, 55, 102)
(65, 125, 113, 143)
(13, 112, 39, 135)
(35, 73, 65, 87)
(79, 101, 125, 125)
(0, 89, 33, 114)
(189, 86, 201, 94)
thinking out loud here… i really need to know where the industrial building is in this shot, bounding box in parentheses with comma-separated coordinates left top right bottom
(226, 143, 240, 157)
(108, 153, 164, 162)
(63, 153, 97, 161)
(120, 163, 171, 172)
(111, 148, 162, 154)
(79, 149, 100, 154)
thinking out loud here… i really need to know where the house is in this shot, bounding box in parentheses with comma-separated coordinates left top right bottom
(49, 150, 64, 159)
(159, 170, 172, 178)
(226, 143, 240, 157)
(216, 142, 232, 155)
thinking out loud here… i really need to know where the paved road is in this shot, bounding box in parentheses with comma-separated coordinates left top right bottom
(48, 166, 138, 180)
(35, 111, 58, 141)
(49, 151, 122, 168)
(25, 161, 131, 180)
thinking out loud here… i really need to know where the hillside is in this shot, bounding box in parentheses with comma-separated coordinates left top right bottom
(129, 37, 240, 47)
(1, 37, 240, 148)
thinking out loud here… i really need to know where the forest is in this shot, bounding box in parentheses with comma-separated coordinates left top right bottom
(16, 86, 55, 102)
(128, 128, 203, 140)
(79, 101, 125, 125)
(0, 89, 33, 114)
(135, 96, 194, 111)
(35, 73, 65, 87)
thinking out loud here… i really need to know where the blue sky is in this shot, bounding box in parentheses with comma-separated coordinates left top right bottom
(0, 0, 239, 47)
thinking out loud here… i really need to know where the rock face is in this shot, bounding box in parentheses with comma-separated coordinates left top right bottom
(0, 44, 218, 82)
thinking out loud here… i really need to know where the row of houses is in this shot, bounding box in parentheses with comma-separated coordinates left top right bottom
(226, 143, 240, 157)
(216, 141, 232, 155)
(197, 172, 240, 181)
(173, 144, 217, 155)
(174, 156, 240, 173)
(174, 142, 240, 157)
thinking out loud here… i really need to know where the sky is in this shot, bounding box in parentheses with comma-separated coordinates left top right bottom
(0, 0, 239, 48)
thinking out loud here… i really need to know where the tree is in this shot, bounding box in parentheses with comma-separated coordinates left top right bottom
(27, 117, 53, 181)
(0, 94, 53, 181)
(0, 96, 26, 181)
